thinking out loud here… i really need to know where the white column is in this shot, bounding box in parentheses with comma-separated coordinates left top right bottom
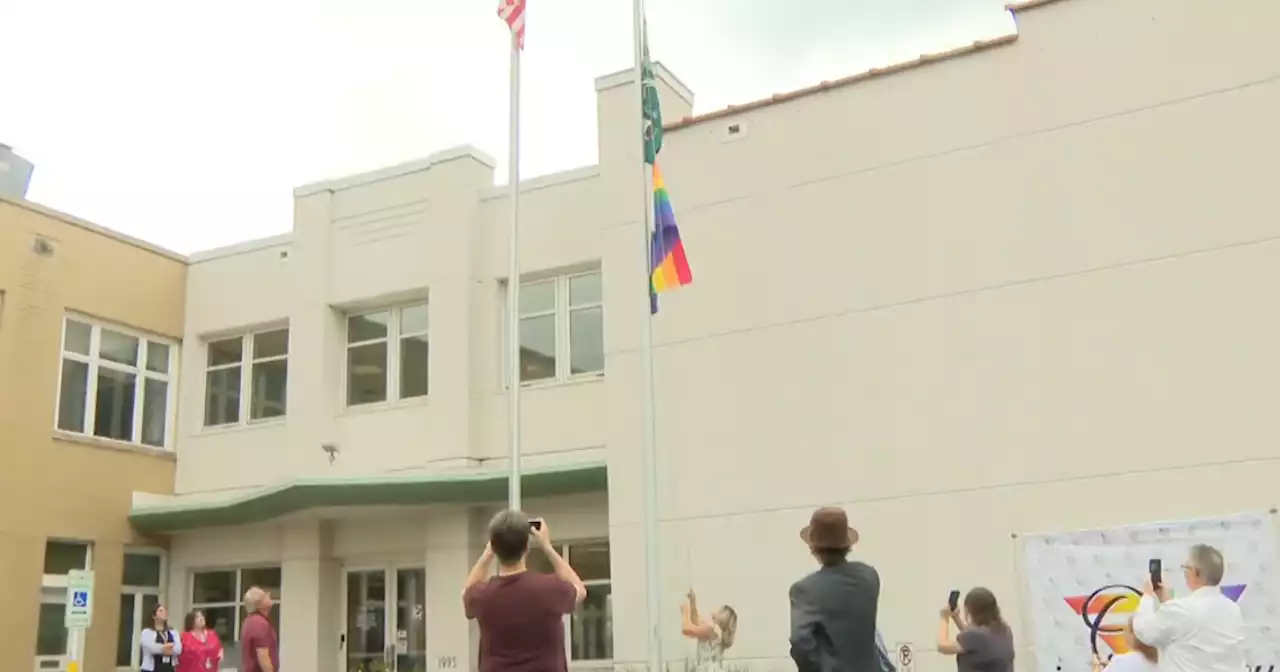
(424, 508, 486, 671)
(280, 520, 338, 672)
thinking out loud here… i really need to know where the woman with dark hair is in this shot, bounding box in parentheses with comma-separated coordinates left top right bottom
(178, 609, 223, 672)
(139, 604, 182, 672)
(1091, 618, 1157, 672)
(936, 587, 1015, 672)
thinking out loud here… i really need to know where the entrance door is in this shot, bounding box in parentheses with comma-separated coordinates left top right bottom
(344, 568, 427, 672)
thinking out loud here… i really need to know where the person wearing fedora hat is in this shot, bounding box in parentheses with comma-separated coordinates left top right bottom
(789, 506, 881, 672)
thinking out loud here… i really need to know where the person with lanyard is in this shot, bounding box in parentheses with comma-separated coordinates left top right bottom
(178, 609, 223, 672)
(140, 603, 182, 672)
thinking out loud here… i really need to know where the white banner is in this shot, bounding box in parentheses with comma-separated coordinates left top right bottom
(1021, 512, 1280, 672)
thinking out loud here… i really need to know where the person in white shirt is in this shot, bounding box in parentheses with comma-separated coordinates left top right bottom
(1091, 618, 1157, 672)
(1131, 543, 1245, 672)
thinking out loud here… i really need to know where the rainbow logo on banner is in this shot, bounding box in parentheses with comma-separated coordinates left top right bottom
(1065, 584, 1247, 654)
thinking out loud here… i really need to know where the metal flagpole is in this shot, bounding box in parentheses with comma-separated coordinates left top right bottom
(506, 31, 524, 511)
(631, 1, 663, 670)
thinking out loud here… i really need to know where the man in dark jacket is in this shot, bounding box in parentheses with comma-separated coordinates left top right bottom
(789, 506, 881, 672)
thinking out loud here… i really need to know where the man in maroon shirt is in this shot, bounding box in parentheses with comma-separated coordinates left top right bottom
(463, 511, 587, 672)
(240, 587, 279, 672)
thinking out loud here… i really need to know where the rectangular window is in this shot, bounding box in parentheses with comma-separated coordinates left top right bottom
(55, 316, 177, 449)
(36, 540, 93, 668)
(510, 271, 604, 385)
(191, 566, 282, 666)
(116, 550, 165, 669)
(204, 327, 290, 427)
(528, 541, 611, 661)
(346, 302, 429, 406)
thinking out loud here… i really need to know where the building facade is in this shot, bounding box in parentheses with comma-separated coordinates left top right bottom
(124, 0, 1280, 671)
(0, 198, 186, 672)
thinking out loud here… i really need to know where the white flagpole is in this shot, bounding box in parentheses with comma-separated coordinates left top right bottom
(631, 1, 664, 671)
(506, 31, 524, 511)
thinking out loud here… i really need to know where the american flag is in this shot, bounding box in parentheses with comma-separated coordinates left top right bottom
(497, 0, 525, 50)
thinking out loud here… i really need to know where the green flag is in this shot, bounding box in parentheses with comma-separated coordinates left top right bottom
(641, 20, 663, 165)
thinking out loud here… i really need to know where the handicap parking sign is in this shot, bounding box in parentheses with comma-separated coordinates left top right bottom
(64, 570, 95, 628)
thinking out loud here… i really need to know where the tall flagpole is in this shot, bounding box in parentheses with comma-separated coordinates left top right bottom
(631, 1, 664, 671)
(506, 31, 524, 511)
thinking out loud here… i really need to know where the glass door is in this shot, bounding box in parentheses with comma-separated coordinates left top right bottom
(344, 568, 426, 672)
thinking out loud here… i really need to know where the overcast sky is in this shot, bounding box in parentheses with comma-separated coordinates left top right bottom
(2, 0, 1014, 253)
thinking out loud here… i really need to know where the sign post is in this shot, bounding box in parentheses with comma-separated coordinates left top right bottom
(64, 569, 94, 672)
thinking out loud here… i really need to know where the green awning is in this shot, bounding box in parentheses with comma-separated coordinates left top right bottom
(130, 461, 607, 534)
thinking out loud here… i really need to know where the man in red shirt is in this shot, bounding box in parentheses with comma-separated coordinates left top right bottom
(463, 511, 587, 672)
(240, 587, 279, 672)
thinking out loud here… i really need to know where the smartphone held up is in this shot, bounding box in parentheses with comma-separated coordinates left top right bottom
(1149, 558, 1162, 589)
(948, 589, 961, 613)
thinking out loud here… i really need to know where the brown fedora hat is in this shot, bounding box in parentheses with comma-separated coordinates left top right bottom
(799, 506, 859, 550)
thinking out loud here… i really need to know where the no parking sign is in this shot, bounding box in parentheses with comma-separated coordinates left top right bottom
(895, 642, 915, 672)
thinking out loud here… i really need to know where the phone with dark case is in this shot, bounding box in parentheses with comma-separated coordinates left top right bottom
(948, 590, 961, 612)
(1149, 558, 1162, 588)
(529, 518, 543, 531)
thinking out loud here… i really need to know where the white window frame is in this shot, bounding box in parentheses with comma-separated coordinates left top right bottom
(116, 549, 167, 672)
(190, 566, 283, 668)
(202, 327, 290, 428)
(344, 302, 430, 406)
(54, 314, 179, 450)
(506, 271, 604, 387)
(35, 541, 94, 672)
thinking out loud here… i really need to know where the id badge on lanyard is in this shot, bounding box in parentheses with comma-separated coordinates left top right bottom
(158, 631, 172, 666)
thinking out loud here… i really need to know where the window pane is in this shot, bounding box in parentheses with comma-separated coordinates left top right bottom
(525, 545, 564, 575)
(400, 303, 429, 335)
(348, 312, 389, 343)
(569, 273, 601, 306)
(116, 594, 135, 666)
(347, 342, 388, 405)
(64, 320, 92, 355)
(400, 334, 429, 399)
(93, 368, 137, 442)
(145, 341, 170, 374)
(43, 541, 89, 574)
(519, 280, 556, 315)
(100, 329, 140, 366)
(569, 307, 604, 375)
(203, 605, 238, 663)
(519, 314, 556, 382)
(141, 378, 168, 447)
(241, 567, 283, 600)
(207, 337, 243, 367)
(36, 601, 68, 656)
(254, 329, 289, 359)
(250, 360, 288, 420)
(204, 367, 242, 426)
(569, 542, 611, 582)
(571, 584, 612, 661)
(123, 553, 162, 587)
(192, 571, 236, 603)
(57, 359, 89, 433)
(141, 595, 159, 650)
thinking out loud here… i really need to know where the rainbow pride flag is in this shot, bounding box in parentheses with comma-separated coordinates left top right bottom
(649, 162, 692, 314)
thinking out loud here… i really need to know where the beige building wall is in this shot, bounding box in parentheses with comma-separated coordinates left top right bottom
(601, 0, 1280, 670)
(0, 198, 186, 672)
